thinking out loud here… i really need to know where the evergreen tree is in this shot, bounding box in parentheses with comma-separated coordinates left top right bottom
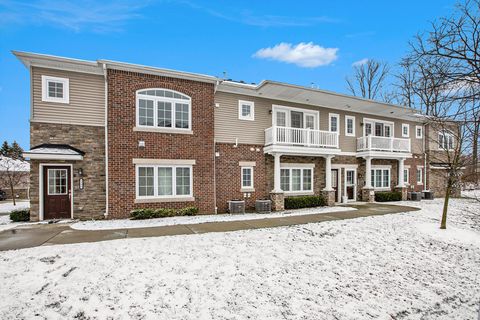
(10, 141, 24, 160)
(0, 141, 10, 157)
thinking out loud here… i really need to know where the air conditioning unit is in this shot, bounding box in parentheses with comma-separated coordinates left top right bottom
(255, 200, 271, 213)
(423, 191, 435, 200)
(409, 192, 421, 201)
(228, 200, 245, 214)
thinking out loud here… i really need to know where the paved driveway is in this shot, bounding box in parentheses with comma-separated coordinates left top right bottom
(0, 203, 419, 251)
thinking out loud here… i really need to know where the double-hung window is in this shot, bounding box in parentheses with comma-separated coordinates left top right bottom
(280, 167, 313, 193)
(238, 100, 254, 121)
(416, 126, 423, 139)
(329, 113, 340, 133)
(345, 115, 355, 136)
(364, 119, 393, 137)
(403, 168, 409, 184)
(136, 164, 193, 199)
(402, 124, 410, 138)
(417, 167, 423, 185)
(137, 89, 191, 131)
(371, 168, 390, 189)
(42, 75, 69, 104)
(241, 166, 254, 190)
(438, 131, 454, 150)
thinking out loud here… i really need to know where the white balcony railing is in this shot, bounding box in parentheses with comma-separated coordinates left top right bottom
(265, 126, 339, 149)
(357, 136, 411, 153)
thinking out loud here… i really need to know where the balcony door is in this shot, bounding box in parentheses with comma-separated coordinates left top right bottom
(364, 119, 393, 137)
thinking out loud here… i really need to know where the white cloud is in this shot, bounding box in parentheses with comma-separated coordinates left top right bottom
(253, 42, 338, 68)
(352, 58, 369, 67)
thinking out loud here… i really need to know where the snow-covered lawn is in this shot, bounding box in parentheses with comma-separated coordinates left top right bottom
(462, 189, 480, 200)
(0, 200, 29, 214)
(71, 206, 356, 231)
(0, 201, 31, 231)
(1, 198, 479, 319)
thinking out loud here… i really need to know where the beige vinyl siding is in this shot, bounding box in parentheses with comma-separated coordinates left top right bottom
(32, 67, 105, 126)
(215, 91, 424, 153)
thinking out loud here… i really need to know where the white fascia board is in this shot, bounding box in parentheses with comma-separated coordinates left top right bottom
(23, 153, 84, 160)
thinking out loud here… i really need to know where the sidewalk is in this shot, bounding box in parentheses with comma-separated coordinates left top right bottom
(0, 203, 419, 251)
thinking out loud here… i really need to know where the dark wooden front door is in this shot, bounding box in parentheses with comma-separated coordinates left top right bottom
(43, 166, 71, 220)
(331, 169, 339, 202)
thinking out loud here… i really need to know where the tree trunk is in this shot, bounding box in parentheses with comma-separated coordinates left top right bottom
(440, 178, 452, 229)
(473, 118, 479, 185)
(9, 181, 16, 206)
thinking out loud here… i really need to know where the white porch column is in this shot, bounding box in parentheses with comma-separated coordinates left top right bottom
(364, 156, 372, 188)
(272, 153, 282, 193)
(323, 155, 334, 191)
(397, 158, 405, 187)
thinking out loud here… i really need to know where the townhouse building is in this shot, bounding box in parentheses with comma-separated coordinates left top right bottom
(14, 51, 452, 221)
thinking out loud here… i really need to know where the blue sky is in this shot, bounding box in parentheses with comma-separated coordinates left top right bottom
(0, 0, 457, 149)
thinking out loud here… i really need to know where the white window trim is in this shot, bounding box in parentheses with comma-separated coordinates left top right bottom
(47, 169, 68, 195)
(41, 75, 69, 104)
(135, 89, 192, 133)
(403, 168, 410, 185)
(135, 164, 193, 200)
(363, 117, 394, 137)
(272, 105, 319, 129)
(438, 131, 455, 151)
(345, 115, 355, 137)
(416, 167, 423, 185)
(329, 113, 340, 133)
(280, 166, 314, 194)
(415, 125, 423, 139)
(238, 100, 255, 121)
(241, 166, 254, 190)
(402, 123, 410, 138)
(371, 167, 391, 190)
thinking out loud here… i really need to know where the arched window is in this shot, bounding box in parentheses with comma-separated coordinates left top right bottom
(136, 89, 191, 131)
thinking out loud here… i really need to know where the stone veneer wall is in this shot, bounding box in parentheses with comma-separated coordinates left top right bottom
(29, 122, 106, 221)
(215, 143, 268, 213)
(107, 69, 215, 218)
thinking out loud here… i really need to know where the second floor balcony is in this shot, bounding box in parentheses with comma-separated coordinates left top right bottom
(357, 136, 411, 153)
(265, 126, 339, 149)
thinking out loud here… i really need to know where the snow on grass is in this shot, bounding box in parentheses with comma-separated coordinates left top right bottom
(71, 206, 356, 231)
(0, 198, 479, 319)
(462, 189, 480, 200)
(0, 200, 30, 214)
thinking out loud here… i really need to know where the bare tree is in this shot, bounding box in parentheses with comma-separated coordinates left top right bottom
(0, 156, 29, 206)
(346, 60, 390, 100)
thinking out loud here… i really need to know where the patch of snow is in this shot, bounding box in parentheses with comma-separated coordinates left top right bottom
(71, 206, 356, 231)
(462, 189, 480, 199)
(0, 198, 479, 319)
(417, 222, 480, 247)
(0, 200, 30, 214)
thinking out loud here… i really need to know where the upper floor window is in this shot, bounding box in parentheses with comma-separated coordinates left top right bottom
(402, 123, 410, 138)
(329, 113, 340, 133)
(345, 115, 355, 136)
(136, 89, 191, 131)
(364, 118, 393, 137)
(415, 125, 423, 139)
(238, 100, 254, 121)
(438, 131, 454, 150)
(42, 75, 69, 104)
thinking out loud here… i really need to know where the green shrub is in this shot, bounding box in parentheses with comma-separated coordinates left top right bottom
(284, 195, 326, 209)
(129, 206, 199, 220)
(10, 209, 30, 222)
(375, 191, 402, 202)
(178, 206, 199, 216)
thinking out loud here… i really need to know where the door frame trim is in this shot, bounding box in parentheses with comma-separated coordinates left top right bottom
(39, 163, 74, 221)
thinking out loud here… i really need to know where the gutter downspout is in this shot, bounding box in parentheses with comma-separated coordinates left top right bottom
(423, 122, 428, 191)
(103, 63, 109, 218)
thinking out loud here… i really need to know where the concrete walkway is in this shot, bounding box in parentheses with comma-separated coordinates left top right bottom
(0, 203, 419, 251)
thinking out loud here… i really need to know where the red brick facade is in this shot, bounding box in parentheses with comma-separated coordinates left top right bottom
(107, 69, 215, 218)
(215, 143, 268, 213)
